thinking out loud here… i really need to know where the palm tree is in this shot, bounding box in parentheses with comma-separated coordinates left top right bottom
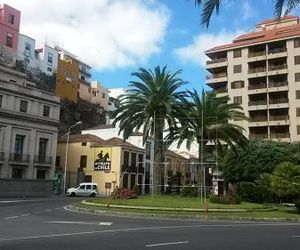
(166, 89, 248, 185)
(113, 66, 187, 191)
(193, 0, 299, 27)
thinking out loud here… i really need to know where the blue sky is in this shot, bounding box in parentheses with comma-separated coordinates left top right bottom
(6, 0, 300, 93)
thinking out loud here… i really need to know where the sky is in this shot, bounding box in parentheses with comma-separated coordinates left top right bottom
(4, 0, 300, 93)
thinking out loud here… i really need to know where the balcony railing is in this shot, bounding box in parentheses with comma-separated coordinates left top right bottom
(248, 67, 266, 74)
(248, 100, 267, 106)
(9, 153, 30, 163)
(248, 83, 267, 90)
(268, 81, 288, 88)
(249, 134, 268, 139)
(269, 115, 289, 121)
(34, 155, 53, 165)
(215, 88, 227, 93)
(248, 51, 266, 58)
(268, 64, 287, 71)
(269, 98, 288, 104)
(0, 152, 4, 161)
(268, 47, 287, 54)
(250, 117, 268, 122)
(270, 133, 290, 139)
(206, 72, 227, 79)
(206, 58, 227, 65)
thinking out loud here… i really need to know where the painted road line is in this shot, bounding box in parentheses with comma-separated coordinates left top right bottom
(20, 213, 30, 217)
(291, 235, 300, 238)
(46, 221, 113, 226)
(146, 241, 189, 248)
(4, 216, 19, 220)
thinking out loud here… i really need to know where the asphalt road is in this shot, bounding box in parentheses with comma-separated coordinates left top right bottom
(0, 197, 299, 250)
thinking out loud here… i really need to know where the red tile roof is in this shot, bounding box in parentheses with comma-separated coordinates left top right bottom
(95, 137, 143, 150)
(58, 133, 106, 144)
(256, 15, 298, 26)
(206, 21, 300, 53)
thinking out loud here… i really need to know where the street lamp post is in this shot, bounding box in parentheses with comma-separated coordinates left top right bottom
(63, 121, 82, 194)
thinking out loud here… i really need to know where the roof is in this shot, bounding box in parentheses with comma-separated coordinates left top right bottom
(256, 15, 298, 26)
(166, 149, 188, 160)
(97, 137, 142, 150)
(58, 134, 106, 144)
(87, 124, 115, 130)
(206, 21, 300, 53)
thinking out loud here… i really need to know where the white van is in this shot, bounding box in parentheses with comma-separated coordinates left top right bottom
(66, 183, 98, 197)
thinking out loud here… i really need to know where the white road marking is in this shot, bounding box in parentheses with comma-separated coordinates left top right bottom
(46, 221, 113, 226)
(4, 216, 19, 220)
(146, 241, 189, 248)
(0, 223, 299, 242)
(291, 235, 300, 238)
(0, 200, 32, 203)
(20, 213, 30, 217)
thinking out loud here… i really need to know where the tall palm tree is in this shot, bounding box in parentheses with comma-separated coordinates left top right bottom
(113, 66, 187, 191)
(166, 89, 248, 185)
(193, 0, 299, 27)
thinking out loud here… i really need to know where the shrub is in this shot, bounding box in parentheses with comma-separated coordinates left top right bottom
(294, 199, 300, 212)
(210, 192, 241, 205)
(181, 186, 198, 197)
(113, 187, 137, 199)
(236, 181, 273, 203)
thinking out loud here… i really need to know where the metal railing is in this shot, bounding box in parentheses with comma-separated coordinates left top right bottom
(248, 51, 266, 58)
(268, 64, 287, 71)
(269, 98, 288, 104)
(270, 133, 290, 139)
(268, 81, 288, 88)
(206, 72, 227, 79)
(215, 88, 227, 93)
(206, 58, 227, 65)
(9, 153, 30, 163)
(248, 83, 267, 90)
(248, 100, 267, 106)
(248, 67, 266, 74)
(269, 115, 289, 121)
(268, 47, 287, 54)
(250, 117, 268, 122)
(249, 134, 268, 139)
(34, 155, 53, 164)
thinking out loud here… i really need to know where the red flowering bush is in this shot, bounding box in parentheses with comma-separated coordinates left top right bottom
(112, 187, 137, 199)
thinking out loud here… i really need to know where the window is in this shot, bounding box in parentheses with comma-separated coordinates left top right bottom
(47, 67, 52, 73)
(55, 156, 60, 167)
(233, 96, 242, 104)
(138, 154, 143, 167)
(146, 142, 151, 160)
(92, 185, 98, 190)
(36, 170, 46, 180)
(43, 105, 50, 117)
(102, 93, 105, 98)
(296, 90, 300, 99)
(131, 153, 137, 167)
(298, 125, 300, 135)
(231, 81, 244, 89)
(15, 135, 25, 155)
(47, 52, 53, 66)
(295, 56, 300, 65)
(6, 33, 13, 48)
(19, 100, 28, 112)
(79, 185, 85, 190)
(38, 138, 48, 161)
(295, 38, 300, 48)
(297, 108, 300, 117)
(80, 155, 87, 168)
(25, 43, 31, 56)
(123, 151, 129, 166)
(12, 169, 23, 179)
(295, 73, 300, 82)
(8, 14, 14, 24)
(86, 185, 92, 190)
(0, 95, 2, 108)
(233, 49, 242, 58)
(81, 142, 87, 146)
(233, 64, 242, 73)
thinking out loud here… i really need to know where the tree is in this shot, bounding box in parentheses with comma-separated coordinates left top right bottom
(166, 90, 248, 185)
(113, 66, 187, 190)
(193, 0, 299, 27)
(270, 162, 300, 199)
(221, 140, 295, 184)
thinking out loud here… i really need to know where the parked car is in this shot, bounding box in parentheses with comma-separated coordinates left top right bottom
(66, 183, 98, 197)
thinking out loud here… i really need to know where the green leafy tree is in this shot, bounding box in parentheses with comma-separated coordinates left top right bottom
(270, 162, 300, 199)
(193, 0, 299, 27)
(221, 140, 294, 184)
(113, 66, 187, 190)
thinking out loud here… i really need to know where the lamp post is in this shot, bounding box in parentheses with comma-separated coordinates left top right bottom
(63, 121, 82, 194)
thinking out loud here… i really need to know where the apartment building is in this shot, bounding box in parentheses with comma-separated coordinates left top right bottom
(0, 65, 60, 196)
(206, 16, 300, 142)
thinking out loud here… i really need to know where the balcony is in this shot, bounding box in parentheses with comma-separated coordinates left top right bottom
(206, 58, 228, 69)
(248, 100, 267, 110)
(268, 47, 287, 58)
(249, 134, 268, 140)
(269, 81, 288, 92)
(269, 98, 288, 104)
(247, 51, 266, 62)
(206, 73, 228, 84)
(248, 83, 267, 94)
(248, 67, 266, 78)
(34, 155, 53, 166)
(268, 64, 288, 75)
(9, 153, 30, 164)
(79, 68, 92, 78)
(249, 116, 268, 127)
(270, 133, 290, 142)
(269, 115, 289, 126)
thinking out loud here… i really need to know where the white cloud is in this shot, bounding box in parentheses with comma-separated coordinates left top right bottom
(109, 88, 126, 98)
(5, 0, 169, 70)
(173, 30, 244, 67)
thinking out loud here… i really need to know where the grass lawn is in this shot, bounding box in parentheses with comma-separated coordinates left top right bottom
(87, 195, 269, 209)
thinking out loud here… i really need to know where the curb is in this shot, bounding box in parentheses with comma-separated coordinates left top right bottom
(66, 204, 300, 223)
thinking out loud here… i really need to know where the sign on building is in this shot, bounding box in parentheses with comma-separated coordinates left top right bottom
(93, 147, 112, 171)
